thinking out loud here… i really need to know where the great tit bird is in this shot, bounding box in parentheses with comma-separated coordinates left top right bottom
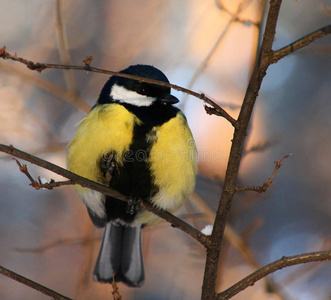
(67, 64, 197, 287)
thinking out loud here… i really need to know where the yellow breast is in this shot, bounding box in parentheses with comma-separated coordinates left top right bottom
(138, 112, 197, 224)
(67, 104, 137, 186)
(67, 104, 197, 225)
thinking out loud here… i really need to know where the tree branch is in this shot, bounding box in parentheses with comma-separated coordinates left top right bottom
(0, 265, 72, 300)
(217, 250, 331, 299)
(0, 46, 237, 127)
(235, 154, 291, 193)
(0, 144, 208, 247)
(272, 24, 331, 63)
(201, 4, 331, 296)
(201, 1, 282, 299)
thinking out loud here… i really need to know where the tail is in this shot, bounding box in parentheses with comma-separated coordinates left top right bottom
(93, 222, 145, 287)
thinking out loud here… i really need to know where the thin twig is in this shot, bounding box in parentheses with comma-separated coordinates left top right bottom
(30, 180, 75, 190)
(0, 143, 209, 247)
(12, 157, 74, 190)
(0, 46, 237, 127)
(272, 24, 331, 63)
(0, 265, 72, 300)
(217, 250, 331, 299)
(12, 158, 35, 184)
(279, 239, 331, 287)
(235, 154, 291, 193)
(111, 279, 122, 300)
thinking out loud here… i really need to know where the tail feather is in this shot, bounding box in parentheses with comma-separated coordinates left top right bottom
(93, 223, 123, 282)
(93, 222, 145, 287)
(117, 225, 145, 287)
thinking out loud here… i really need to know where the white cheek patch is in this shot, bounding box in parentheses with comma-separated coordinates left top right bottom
(110, 84, 155, 106)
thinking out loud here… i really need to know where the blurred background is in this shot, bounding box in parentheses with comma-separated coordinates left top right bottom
(0, 0, 330, 299)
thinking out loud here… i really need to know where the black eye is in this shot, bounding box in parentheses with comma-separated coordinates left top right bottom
(137, 86, 146, 95)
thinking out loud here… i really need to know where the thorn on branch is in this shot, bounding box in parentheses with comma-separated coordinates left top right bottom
(26, 61, 47, 72)
(204, 105, 239, 128)
(205, 105, 220, 116)
(30, 178, 54, 190)
(0, 46, 10, 58)
(30, 179, 74, 190)
(83, 55, 94, 70)
(12, 158, 73, 190)
(235, 154, 291, 193)
(12, 158, 35, 183)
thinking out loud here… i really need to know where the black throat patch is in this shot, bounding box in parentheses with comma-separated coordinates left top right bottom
(103, 102, 179, 224)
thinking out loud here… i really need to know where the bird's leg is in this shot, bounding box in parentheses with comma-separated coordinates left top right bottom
(126, 197, 142, 215)
(101, 151, 116, 182)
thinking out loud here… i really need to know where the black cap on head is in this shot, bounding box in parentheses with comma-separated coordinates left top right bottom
(98, 65, 178, 105)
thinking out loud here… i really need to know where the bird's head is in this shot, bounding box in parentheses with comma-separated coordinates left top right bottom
(97, 64, 179, 107)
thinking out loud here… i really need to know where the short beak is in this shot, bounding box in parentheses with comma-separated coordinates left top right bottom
(160, 94, 179, 105)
